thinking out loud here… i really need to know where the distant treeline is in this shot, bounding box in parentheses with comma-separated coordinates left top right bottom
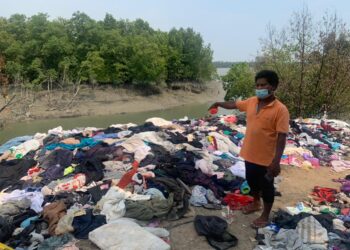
(213, 61, 237, 68)
(0, 12, 215, 90)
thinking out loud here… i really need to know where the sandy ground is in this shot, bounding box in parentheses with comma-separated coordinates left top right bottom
(0, 81, 226, 124)
(75, 166, 346, 250)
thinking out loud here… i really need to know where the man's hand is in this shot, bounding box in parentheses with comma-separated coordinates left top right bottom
(267, 160, 281, 177)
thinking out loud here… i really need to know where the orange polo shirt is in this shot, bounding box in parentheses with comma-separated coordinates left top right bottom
(236, 96, 290, 167)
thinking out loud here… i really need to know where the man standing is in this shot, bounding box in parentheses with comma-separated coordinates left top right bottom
(209, 70, 289, 228)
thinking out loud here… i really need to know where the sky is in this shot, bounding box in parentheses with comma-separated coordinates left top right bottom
(1, 0, 350, 61)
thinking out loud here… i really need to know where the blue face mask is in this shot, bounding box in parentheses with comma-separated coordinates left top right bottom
(255, 89, 270, 99)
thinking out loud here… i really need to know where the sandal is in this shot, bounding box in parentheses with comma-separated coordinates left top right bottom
(242, 203, 261, 214)
(251, 218, 269, 229)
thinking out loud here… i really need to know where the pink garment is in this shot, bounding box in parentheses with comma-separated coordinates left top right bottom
(303, 154, 320, 167)
(281, 155, 303, 167)
(331, 160, 350, 172)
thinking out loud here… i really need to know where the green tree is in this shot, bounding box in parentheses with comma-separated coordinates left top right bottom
(222, 63, 255, 101)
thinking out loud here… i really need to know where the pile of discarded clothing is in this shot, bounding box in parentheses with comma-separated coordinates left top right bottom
(255, 175, 350, 250)
(285, 118, 350, 170)
(0, 115, 349, 249)
(0, 116, 246, 249)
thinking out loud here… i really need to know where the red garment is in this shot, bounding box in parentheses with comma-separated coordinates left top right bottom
(224, 115, 237, 124)
(311, 186, 337, 203)
(341, 208, 350, 216)
(117, 161, 139, 189)
(321, 121, 340, 132)
(223, 193, 253, 210)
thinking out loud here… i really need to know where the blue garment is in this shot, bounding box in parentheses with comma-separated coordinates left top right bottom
(92, 133, 119, 140)
(46, 138, 100, 151)
(20, 216, 39, 228)
(0, 135, 33, 154)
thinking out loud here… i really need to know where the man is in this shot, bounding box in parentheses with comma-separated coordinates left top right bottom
(209, 70, 290, 228)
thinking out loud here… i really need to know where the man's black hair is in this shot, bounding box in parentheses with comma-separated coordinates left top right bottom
(255, 70, 279, 88)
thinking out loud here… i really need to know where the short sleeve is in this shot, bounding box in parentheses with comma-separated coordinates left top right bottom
(236, 98, 252, 112)
(276, 106, 290, 133)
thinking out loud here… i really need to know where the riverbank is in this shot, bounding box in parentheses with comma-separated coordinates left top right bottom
(0, 81, 225, 125)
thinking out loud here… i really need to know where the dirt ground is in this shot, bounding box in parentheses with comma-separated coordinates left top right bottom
(167, 166, 345, 250)
(75, 166, 346, 250)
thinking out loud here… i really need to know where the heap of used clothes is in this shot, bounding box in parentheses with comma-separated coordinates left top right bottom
(285, 118, 350, 170)
(0, 115, 349, 249)
(254, 175, 350, 250)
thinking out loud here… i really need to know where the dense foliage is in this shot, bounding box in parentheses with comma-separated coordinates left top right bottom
(223, 8, 350, 118)
(0, 12, 215, 89)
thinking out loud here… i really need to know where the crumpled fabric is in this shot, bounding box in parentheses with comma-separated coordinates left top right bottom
(0, 189, 43, 213)
(72, 209, 106, 239)
(0, 136, 33, 154)
(55, 205, 83, 235)
(195, 159, 214, 176)
(95, 186, 127, 223)
(296, 216, 328, 246)
(125, 194, 174, 221)
(331, 160, 350, 172)
(145, 117, 173, 127)
(88, 218, 170, 250)
(208, 132, 240, 155)
(46, 138, 100, 151)
(37, 233, 74, 250)
(9, 139, 41, 158)
(0, 198, 31, 218)
(39, 149, 73, 170)
(43, 201, 67, 236)
(189, 185, 208, 206)
(255, 228, 305, 250)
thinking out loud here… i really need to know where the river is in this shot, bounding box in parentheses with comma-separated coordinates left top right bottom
(0, 68, 231, 144)
(0, 102, 235, 144)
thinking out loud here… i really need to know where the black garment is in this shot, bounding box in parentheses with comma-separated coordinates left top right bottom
(72, 209, 106, 239)
(0, 216, 14, 242)
(128, 122, 160, 133)
(87, 180, 112, 203)
(194, 215, 238, 250)
(162, 164, 225, 198)
(273, 210, 335, 231)
(75, 159, 104, 184)
(0, 159, 37, 191)
(100, 127, 123, 134)
(39, 149, 73, 170)
(139, 143, 172, 168)
(245, 161, 275, 203)
(81, 144, 125, 162)
(188, 139, 203, 149)
(166, 131, 188, 144)
(43, 134, 60, 146)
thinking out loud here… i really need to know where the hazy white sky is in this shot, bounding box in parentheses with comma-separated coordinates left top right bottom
(1, 0, 350, 61)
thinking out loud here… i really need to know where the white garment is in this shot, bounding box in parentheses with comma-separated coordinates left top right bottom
(145, 117, 172, 127)
(0, 189, 43, 213)
(208, 132, 240, 155)
(117, 130, 132, 138)
(11, 139, 41, 157)
(333, 218, 347, 231)
(296, 216, 328, 245)
(109, 123, 137, 129)
(229, 161, 246, 179)
(95, 186, 127, 222)
(195, 159, 214, 176)
(123, 132, 176, 153)
(89, 218, 170, 250)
